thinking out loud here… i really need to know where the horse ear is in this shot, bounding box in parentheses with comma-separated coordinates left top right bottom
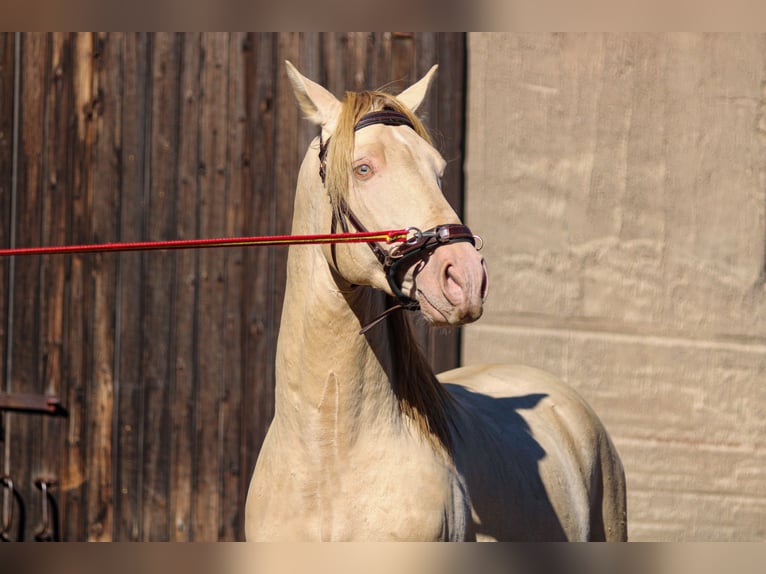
(285, 60, 341, 131)
(396, 65, 438, 112)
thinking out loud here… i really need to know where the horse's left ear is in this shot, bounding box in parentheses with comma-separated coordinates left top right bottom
(396, 65, 438, 113)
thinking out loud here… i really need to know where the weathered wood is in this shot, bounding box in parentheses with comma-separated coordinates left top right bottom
(169, 31, 201, 543)
(114, 32, 149, 542)
(8, 31, 48, 542)
(38, 32, 71, 542)
(85, 31, 121, 542)
(0, 33, 14, 405)
(140, 32, 182, 541)
(192, 32, 230, 542)
(66, 31, 97, 542)
(0, 33, 467, 541)
(219, 32, 248, 542)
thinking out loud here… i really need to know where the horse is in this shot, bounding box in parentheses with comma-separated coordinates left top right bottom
(244, 62, 627, 541)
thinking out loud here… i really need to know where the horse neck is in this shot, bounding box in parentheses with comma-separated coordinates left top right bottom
(273, 151, 453, 455)
(275, 244, 394, 418)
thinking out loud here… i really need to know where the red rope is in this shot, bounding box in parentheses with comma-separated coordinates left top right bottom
(0, 229, 409, 257)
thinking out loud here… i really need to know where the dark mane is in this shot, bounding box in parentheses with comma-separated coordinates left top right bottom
(385, 299, 457, 457)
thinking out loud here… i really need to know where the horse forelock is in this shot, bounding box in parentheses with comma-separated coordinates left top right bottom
(324, 91, 432, 219)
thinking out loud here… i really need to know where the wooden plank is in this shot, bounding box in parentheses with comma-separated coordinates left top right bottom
(219, 31, 247, 542)
(320, 32, 343, 96)
(140, 32, 181, 541)
(364, 32, 388, 91)
(192, 32, 229, 541)
(275, 32, 304, 236)
(389, 32, 417, 91)
(0, 34, 15, 494)
(0, 33, 15, 405)
(115, 32, 149, 541)
(25, 34, 71, 537)
(168, 31, 201, 542)
(38, 32, 72, 542)
(68, 32, 97, 542)
(84, 31, 120, 542)
(44, 32, 93, 543)
(7, 31, 48, 542)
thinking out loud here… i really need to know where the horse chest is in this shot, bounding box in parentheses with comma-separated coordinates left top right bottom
(308, 432, 466, 541)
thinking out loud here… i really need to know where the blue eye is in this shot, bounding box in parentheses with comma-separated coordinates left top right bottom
(354, 164, 373, 179)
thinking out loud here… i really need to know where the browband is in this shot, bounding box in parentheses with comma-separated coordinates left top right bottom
(319, 110, 415, 184)
(354, 110, 415, 132)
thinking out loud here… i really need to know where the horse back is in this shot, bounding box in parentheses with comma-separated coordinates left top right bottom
(438, 364, 627, 541)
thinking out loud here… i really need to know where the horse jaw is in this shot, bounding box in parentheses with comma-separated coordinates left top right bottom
(412, 241, 488, 326)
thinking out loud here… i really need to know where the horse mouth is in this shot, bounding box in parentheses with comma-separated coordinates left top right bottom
(417, 287, 484, 326)
(410, 243, 488, 327)
(416, 288, 452, 324)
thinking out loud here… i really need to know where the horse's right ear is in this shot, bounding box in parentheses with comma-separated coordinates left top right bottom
(396, 65, 438, 113)
(285, 61, 341, 133)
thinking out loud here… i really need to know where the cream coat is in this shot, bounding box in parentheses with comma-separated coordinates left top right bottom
(245, 63, 627, 541)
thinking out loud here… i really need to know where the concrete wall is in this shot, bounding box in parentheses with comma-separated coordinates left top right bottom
(463, 33, 766, 541)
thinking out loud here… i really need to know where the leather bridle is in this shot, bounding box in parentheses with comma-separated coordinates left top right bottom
(319, 109, 480, 316)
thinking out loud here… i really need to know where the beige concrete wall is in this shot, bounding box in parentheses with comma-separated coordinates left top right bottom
(463, 33, 766, 541)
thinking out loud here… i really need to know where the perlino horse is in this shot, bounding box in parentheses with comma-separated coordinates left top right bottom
(245, 62, 627, 541)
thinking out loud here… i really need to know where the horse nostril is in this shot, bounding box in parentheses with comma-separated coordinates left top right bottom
(442, 264, 465, 305)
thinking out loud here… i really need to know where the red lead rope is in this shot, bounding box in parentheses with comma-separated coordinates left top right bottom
(0, 229, 410, 257)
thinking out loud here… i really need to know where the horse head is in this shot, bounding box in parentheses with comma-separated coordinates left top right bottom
(286, 61, 488, 327)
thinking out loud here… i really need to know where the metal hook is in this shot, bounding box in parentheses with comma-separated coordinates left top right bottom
(404, 227, 424, 245)
(33, 478, 57, 542)
(0, 475, 14, 541)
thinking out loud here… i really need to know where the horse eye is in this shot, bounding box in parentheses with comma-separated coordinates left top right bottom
(354, 164, 373, 179)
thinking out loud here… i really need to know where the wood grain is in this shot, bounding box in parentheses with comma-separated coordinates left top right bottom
(0, 33, 467, 541)
(115, 32, 149, 541)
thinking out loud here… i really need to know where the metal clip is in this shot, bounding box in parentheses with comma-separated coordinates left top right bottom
(0, 475, 15, 542)
(405, 227, 423, 245)
(33, 477, 58, 542)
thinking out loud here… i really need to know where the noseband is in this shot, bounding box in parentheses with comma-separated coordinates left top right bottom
(319, 109, 479, 314)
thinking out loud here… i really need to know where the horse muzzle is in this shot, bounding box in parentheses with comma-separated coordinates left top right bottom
(412, 239, 489, 326)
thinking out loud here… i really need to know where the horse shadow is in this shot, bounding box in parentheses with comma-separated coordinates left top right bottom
(443, 384, 570, 541)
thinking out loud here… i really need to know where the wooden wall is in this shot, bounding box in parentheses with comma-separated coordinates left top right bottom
(0, 32, 466, 541)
